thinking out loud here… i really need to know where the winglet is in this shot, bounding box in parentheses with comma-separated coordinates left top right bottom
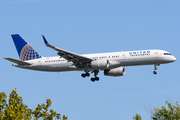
(42, 35, 49, 45)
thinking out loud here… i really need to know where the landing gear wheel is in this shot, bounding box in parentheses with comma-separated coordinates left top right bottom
(85, 72, 90, 77)
(153, 64, 160, 75)
(81, 73, 86, 78)
(153, 71, 157, 75)
(81, 72, 90, 78)
(91, 78, 95, 82)
(95, 77, 99, 81)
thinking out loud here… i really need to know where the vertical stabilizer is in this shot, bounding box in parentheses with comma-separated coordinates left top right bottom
(11, 34, 42, 61)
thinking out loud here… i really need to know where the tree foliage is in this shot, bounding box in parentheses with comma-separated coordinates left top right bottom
(0, 88, 68, 120)
(133, 101, 180, 120)
(151, 101, 180, 120)
(133, 113, 142, 120)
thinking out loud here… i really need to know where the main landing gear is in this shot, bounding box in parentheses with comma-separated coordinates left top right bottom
(81, 72, 90, 78)
(91, 70, 99, 82)
(91, 77, 99, 82)
(153, 64, 160, 75)
(81, 70, 100, 82)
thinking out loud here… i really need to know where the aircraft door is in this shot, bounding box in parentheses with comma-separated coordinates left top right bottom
(123, 53, 126, 60)
(38, 60, 41, 65)
(155, 52, 159, 58)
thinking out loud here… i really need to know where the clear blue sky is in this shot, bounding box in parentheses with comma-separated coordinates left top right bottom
(1, 0, 180, 119)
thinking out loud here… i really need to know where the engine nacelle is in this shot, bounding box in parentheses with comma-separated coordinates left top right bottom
(108, 61, 121, 68)
(104, 67, 125, 76)
(90, 60, 109, 69)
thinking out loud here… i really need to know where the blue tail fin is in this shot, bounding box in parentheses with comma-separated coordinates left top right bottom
(11, 34, 42, 61)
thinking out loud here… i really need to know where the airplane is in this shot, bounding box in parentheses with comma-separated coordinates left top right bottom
(4, 34, 176, 82)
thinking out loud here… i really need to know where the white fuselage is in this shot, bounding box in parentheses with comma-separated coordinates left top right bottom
(14, 49, 176, 72)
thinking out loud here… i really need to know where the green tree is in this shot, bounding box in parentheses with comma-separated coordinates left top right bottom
(151, 101, 180, 120)
(0, 88, 68, 120)
(62, 114, 68, 120)
(133, 101, 180, 120)
(133, 113, 142, 120)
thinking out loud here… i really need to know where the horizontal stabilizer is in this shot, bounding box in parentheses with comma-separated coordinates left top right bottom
(4, 58, 32, 65)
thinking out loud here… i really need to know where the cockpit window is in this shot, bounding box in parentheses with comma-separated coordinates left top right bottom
(164, 53, 171, 55)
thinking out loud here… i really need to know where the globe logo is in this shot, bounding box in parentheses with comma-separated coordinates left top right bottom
(20, 44, 41, 61)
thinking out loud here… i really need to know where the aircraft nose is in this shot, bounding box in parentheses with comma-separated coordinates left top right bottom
(171, 56, 176, 62)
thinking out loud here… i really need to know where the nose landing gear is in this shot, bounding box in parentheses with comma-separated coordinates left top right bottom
(153, 71, 157, 75)
(153, 64, 159, 75)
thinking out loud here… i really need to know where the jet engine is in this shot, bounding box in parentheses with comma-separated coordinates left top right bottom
(90, 60, 109, 69)
(104, 67, 125, 76)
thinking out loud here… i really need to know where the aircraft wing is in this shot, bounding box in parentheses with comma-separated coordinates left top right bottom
(4, 58, 32, 65)
(42, 35, 93, 68)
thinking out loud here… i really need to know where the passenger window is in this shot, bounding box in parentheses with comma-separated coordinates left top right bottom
(164, 53, 171, 55)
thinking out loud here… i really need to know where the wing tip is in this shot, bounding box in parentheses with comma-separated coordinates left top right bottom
(42, 35, 49, 45)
